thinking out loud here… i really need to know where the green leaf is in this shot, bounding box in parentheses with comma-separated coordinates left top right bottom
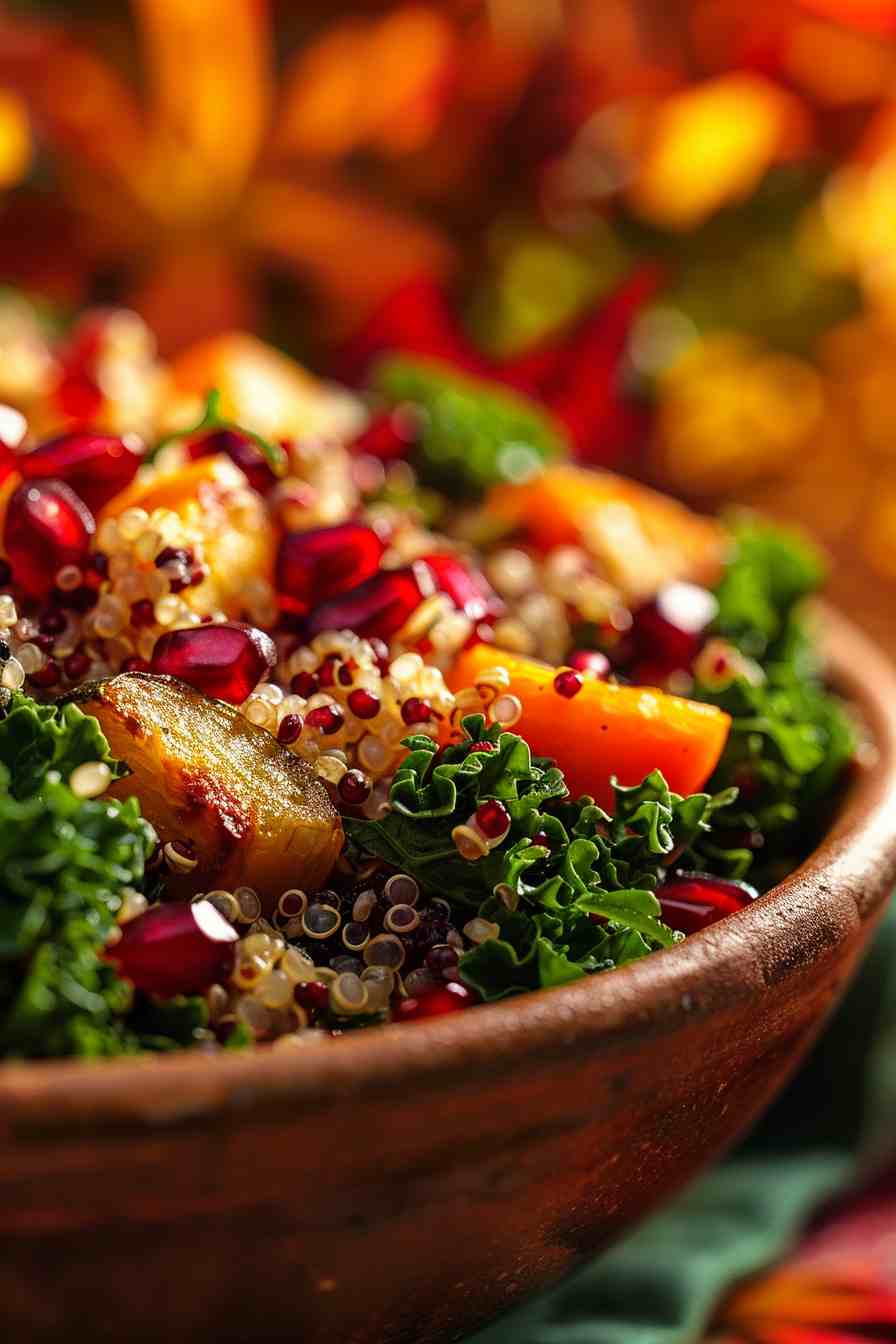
(371, 355, 567, 496)
(0, 691, 128, 799)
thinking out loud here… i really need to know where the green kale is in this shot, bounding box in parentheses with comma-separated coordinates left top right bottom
(0, 690, 207, 1059)
(693, 519, 855, 883)
(371, 355, 566, 496)
(0, 689, 129, 798)
(346, 715, 735, 1002)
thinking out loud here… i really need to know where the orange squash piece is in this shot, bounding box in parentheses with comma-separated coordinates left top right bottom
(99, 455, 275, 619)
(449, 643, 730, 809)
(486, 465, 726, 596)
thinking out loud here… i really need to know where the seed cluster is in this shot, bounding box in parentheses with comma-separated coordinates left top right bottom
(182, 868, 477, 1045)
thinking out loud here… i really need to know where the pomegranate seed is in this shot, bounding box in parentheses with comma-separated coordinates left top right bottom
(467, 740, 495, 754)
(54, 368, 103, 421)
(155, 546, 193, 570)
(294, 981, 330, 1017)
(39, 609, 66, 635)
(396, 982, 477, 1021)
(188, 428, 275, 495)
(122, 656, 151, 673)
(532, 829, 551, 848)
(318, 656, 339, 688)
(33, 634, 54, 653)
(21, 431, 145, 511)
(421, 552, 505, 622)
(348, 688, 380, 720)
(568, 649, 611, 678)
(276, 523, 386, 614)
(131, 599, 155, 627)
(290, 670, 319, 698)
(305, 565, 428, 641)
(401, 697, 432, 725)
(105, 899, 238, 998)
(29, 659, 60, 688)
(658, 872, 758, 937)
(4, 480, 95, 599)
(553, 669, 584, 699)
(349, 409, 419, 461)
(633, 583, 717, 673)
(305, 704, 344, 734)
(475, 798, 510, 840)
(150, 622, 276, 704)
(277, 713, 303, 744)
(63, 651, 90, 680)
(425, 945, 459, 978)
(338, 769, 371, 805)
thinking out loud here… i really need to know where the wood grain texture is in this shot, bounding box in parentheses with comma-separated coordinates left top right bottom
(1, 605, 895, 1344)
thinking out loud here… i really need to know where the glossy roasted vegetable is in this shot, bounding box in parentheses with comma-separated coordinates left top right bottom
(449, 643, 731, 809)
(69, 672, 342, 909)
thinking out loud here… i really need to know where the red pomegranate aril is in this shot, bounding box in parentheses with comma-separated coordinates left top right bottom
(155, 546, 193, 570)
(131, 598, 155, 627)
(633, 583, 718, 672)
(553, 668, 584, 699)
(305, 703, 344, 734)
(54, 368, 103, 422)
(277, 712, 303, 745)
(568, 649, 611, 678)
(318, 655, 339, 688)
(350, 409, 419, 462)
(475, 798, 510, 840)
(63, 651, 90, 680)
(276, 523, 386, 614)
(305, 564, 429, 641)
(188, 427, 276, 495)
(401, 697, 432, 725)
(20, 431, 145, 511)
(421, 552, 505, 622)
(658, 872, 758, 937)
(150, 622, 276, 704)
(532, 829, 552, 848)
(106, 899, 238, 998)
(396, 981, 476, 1022)
(294, 980, 330, 1017)
(339, 769, 371, 805)
(290, 670, 319, 698)
(425, 944, 459, 978)
(4, 479, 95, 598)
(29, 659, 60, 688)
(467, 740, 495, 754)
(348, 688, 380, 720)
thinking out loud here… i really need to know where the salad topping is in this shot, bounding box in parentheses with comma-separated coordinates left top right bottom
(0, 327, 855, 1057)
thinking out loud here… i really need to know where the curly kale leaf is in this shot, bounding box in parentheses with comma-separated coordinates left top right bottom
(346, 718, 739, 1002)
(712, 515, 825, 660)
(0, 691, 208, 1059)
(0, 689, 129, 799)
(371, 355, 566, 496)
(694, 519, 856, 883)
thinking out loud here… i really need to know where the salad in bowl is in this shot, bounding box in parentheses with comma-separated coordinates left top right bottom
(0, 320, 856, 1059)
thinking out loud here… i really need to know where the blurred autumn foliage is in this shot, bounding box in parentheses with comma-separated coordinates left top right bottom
(1, 0, 896, 640)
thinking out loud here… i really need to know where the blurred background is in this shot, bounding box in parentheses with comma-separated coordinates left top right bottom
(0, 0, 893, 649)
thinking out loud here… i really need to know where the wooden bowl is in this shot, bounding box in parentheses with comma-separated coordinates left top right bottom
(2, 607, 896, 1344)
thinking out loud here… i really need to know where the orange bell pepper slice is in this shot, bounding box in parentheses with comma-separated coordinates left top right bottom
(449, 643, 730, 809)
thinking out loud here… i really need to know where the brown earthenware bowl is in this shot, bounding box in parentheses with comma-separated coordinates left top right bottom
(2, 607, 896, 1344)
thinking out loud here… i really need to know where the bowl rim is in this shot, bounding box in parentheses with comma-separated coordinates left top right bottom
(3, 602, 896, 1130)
